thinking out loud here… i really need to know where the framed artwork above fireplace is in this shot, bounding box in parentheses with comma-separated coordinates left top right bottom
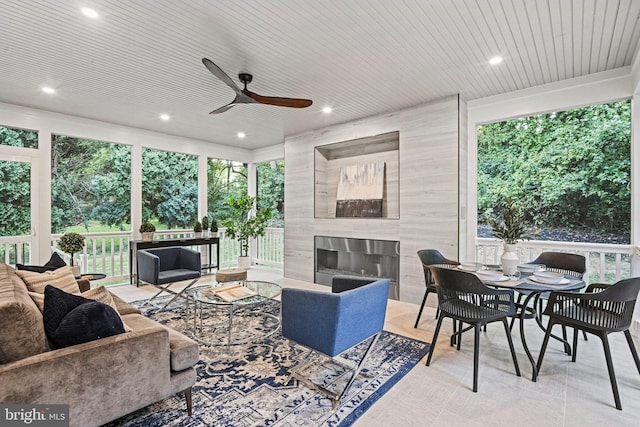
(314, 131, 399, 219)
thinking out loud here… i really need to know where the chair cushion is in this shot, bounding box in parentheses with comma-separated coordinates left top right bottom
(157, 269, 200, 285)
(43, 285, 126, 349)
(0, 263, 50, 364)
(16, 252, 67, 273)
(16, 266, 80, 294)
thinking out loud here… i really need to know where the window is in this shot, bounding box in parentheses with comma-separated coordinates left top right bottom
(257, 159, 284, 227)
(477, 100, 631, 244)
(51, 135, 131, 233)
(0, 125, 38, 149)
(0, 159, 31, 236)
(142, 148, 197, 229)
(206, 158, 247, 222)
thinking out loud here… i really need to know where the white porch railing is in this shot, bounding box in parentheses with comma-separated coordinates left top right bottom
(0, 236, 32, 265)
(255, 227, 284, 267)
(476, 238, 635, 284)
(45, 226, 285, 282)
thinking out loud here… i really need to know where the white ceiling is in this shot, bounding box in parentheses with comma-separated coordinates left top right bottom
(1, 0, 639, 150)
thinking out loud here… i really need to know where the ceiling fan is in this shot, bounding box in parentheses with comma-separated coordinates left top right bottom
(202, 58, 313, 114)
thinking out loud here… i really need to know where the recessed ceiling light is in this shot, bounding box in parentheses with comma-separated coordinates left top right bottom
(237, 132, 246, 139)
(322, 106, 333, 114)
(489, 56, 503, 65)
(42, 86, 55, 94)
(81, 7, 99, 19)
(160, 113, 170, 121)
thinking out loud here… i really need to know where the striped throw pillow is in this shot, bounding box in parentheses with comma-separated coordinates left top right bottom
(17, 266, 80, 294)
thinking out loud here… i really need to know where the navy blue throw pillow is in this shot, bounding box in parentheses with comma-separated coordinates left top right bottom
(17, 252, 67, 273)
(43, 285, 125, 349)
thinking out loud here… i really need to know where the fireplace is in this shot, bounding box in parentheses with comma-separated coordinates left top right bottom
(315, 236, 400, 299)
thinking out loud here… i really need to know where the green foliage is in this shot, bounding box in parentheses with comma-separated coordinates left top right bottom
(51, 135, 131, 233)
(478, 101, 631, 240)
(489, 198, 531, 244)
(257, 160, 284, 227)
(221, 195, 273, 256)
(0, 126, 38, 148)
(0, 159, 31, 236)
(206, 159, 247, 222)
(201, 216, 209, 230)
(139, 221, 156, 232)
(210, 218, 218, 231)
(155, 178, 197, 228)
(143, 149, 198, 229)
(193, 220, 202, 232)
(0, 126, 37, 236)
(58, 232, 85, 265)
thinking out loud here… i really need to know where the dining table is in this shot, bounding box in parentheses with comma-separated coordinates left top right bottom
(475, 268, 586, 381)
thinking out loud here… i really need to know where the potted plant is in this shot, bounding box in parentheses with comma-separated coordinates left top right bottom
(489, 197, 531, 275)
(210, 218, 218, 237)
(193, 220, 203, 237)
(201, 216, 209, 237)
(221, 195, 272, 269)
(57, 232, 86, 277)
(139, 221, 156, 241)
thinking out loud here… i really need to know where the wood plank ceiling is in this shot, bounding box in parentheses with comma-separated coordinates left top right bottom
(0, 0, 639, 149)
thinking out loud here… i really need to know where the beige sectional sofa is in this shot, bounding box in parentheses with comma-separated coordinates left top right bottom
(0, 262, 199, 427)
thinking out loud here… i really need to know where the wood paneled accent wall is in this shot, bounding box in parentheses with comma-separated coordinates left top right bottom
(284, 95, 463, 304)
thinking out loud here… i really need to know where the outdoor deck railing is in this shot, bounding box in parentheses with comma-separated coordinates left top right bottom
(45, 227, 285, 282)
(476, 238, 635, 284)
(10, 232, 631, 285)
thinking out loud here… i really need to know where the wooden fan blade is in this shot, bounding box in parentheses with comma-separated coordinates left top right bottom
(242, 89, 313, 108)
(209, 102, 236, 114)
(202, 58, 242, 95)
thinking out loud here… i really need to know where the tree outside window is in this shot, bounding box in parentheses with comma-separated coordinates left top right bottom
(477, 100, 631, 244)
(51, 135, 131, 233)
(142, 148, 198, 229)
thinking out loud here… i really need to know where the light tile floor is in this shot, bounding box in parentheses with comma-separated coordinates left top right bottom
(109, 268, 640, 426)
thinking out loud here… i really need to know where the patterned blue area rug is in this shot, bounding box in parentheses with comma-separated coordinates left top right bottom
(107, 297, 430, 427)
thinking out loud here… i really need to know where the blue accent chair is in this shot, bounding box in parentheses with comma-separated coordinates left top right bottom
(138, 247, 201, 312)
(281, 277, 389, 407)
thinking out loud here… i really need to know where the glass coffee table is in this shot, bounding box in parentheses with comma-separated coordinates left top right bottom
(187, 280, 282, 346)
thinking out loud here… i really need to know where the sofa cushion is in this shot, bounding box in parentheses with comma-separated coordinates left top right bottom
(122, 313, 199, 371)
(16, 252, 67, 273)
(43, 285, 125, 349)
(30, 286, 133, 332)
(16, 266, 80, 294)
(110, 292, 142, 316)
(0, 263, 50, 364)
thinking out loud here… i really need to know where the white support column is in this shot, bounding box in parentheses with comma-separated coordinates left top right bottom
(248, 162, 257, 265)
(36, 130, 52, 263)
(630, 95, 640, 332)
(131, 145, 143, 239)
(198, 155, 208, 218)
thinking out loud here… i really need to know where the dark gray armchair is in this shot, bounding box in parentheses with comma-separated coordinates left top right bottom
(138, 247, 201, 312)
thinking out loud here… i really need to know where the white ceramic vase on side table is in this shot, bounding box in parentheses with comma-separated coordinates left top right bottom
(501, 243, 519, 276)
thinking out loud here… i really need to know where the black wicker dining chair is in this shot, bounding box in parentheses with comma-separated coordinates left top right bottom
(425, 266, 520, 392)
(414, 249, 459, 328)
(535, 277, 640, 410)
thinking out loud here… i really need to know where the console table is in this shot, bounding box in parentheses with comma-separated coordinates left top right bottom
(129, 237, 220, 286)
